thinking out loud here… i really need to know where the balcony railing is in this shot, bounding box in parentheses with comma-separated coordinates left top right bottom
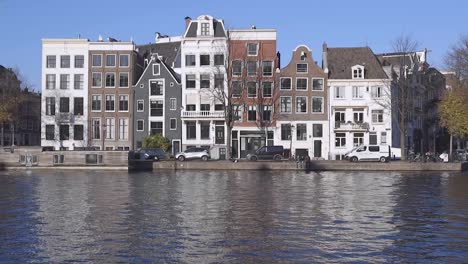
(181, 111, 225, 119)
(334, 121, 369, 131)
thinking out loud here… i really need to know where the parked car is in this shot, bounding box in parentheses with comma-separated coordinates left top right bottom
(175, 147, 210, 161)
(246, 146, 284, 161)
(138, 148, 167, 161)
(344, 145, 395, 162)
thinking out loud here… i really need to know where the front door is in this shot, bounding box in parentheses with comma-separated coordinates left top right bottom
(314, 140, 322, 158)
(172, 140, 180, 156)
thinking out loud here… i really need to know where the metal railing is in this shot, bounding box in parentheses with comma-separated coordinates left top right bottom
(181, 111, 225, 118)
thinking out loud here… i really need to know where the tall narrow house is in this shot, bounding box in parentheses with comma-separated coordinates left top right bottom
(180, 15, 229, 159)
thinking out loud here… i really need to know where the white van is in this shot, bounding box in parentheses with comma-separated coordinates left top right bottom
(344, 145, 394, 162)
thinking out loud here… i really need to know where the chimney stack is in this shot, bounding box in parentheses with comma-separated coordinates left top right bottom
(322, 42, 329, 73)
(185, 16, 192, 29)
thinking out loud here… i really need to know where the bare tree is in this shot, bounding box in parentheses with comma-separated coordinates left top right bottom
(445, 35, 468, 80)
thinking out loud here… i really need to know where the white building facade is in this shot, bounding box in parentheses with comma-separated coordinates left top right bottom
(41, 39, 89, 150)
(180, 15, 229, 159)
(324, 45, 393, 160)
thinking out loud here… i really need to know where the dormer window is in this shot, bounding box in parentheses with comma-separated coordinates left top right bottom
(352, 65, 364, 79)
(201, 22, 210, 36)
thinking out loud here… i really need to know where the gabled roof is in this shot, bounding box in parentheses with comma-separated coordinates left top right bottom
(326, 47, 389, 79)
(184, 21, 226, 38)
(137, 41, 181, 66)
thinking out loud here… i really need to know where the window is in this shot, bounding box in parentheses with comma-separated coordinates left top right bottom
(119, 95, 129, 111)
(200, 121, 210, 139)
(232, 81, 242, 97)
(61, 55, 70, 68)
(248, 105, 257, 121)
(46, 97, 55, 116)
(46, 74, 56, 89)
(312, 97, 323, 113)
(313, 124, 323, 137)
(119, 73, 129, 87)
(262, 82, 272, 98)
(334, 86, 345, 98)
(186, 74, 196, 89)
(296, 63, 308, 73)
(281, 124, 291, 140)
(186, 121, 197, 139)
(119, 54, 129, 67)
(74, 55, 84, 68)
(381, 132, 387, 144)
(150, 100, 163, 116)
(232, 60, 242, 76)
(59, 125, 69, 140)
(352, 66, 364, 79)
(280, 97, 291, 113)
(92, 54, 102, 67)
(200, 104, 210, 111)
(185, 55, 196, 66)
(214, 54, 224, 66)
(233, 104, 243, 121)
(105, 118, 115, 139)
(352, 86, 364, 99)
(200, 55, 210, 66)
(372, 110, 384, 123)
(335, 132, 346, 147)
(247, 82, 257, 97)
(215, 122, 225, 144)
(280, 78, 292, 90)
(186, 105, 196, 111)
(296, 124, 307, 141)
(200, 74, 210, 88)
(150, 121, 163, 135)
(74, 74, 84, 89)
(247, 61, 257, 76)
(119, 118, 129, 140)
(105, 73, 115, 87)
(215, 104, 224, 111)
(201, 22, 210, 36)
(60, 74, 70, 89)
(262, 61, 273, 76)
(262, 105, 272, 121)
(170, 98, 176, 110)
(105, 95, 115, 111)
(247, 43, 258, 56)
(353, 132, 364, 147)
(91, 95, 101, 111)
(371, 86, 383, 98)
(152, 64, 160, 75)
(353, 109, 364, 123)
(170, 118, 177, 130)
(92, 118, 101, 139)
(92, 73, 102, 87)
(150, 80, 163, 95)
(73, 97, 83, 115)
(369, 145, 380, 152)
(137, 120, 144, 131)
(46, 125, 54, 140)
(296, 96, 307, 113)
(296, 78, 308, 90)
(312, 78, 323, 91)
(214, 74, 224, 89)
(137, 100, 144, 112)
(46, 55, 56, 68)
(106, 54, 116, 67)
(59, 97, 69, 113)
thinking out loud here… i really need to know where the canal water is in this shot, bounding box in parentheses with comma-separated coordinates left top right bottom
(0, 170, 467, 263)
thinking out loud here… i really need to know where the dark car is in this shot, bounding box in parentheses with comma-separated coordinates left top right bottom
(139, 148, 167, 161)
(246, 146, 284, 161)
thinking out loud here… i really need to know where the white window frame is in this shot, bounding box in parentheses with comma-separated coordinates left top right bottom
(92, 72, 102, 88)
(92, 54, 102, 67)
(247, 82, 257, 98)
(334, 86, 345, 99)
(105, 72, 116, 88)
(119, 72, 129, 88)
(371, 86, 383, 98)
(296, 77, 308, 91)
(105, 54, 116, 67)
(296, 63, 308, 73)
(119, 118, 129, 140)
(136, 119, 144, 132)
(119, 95, 129, 112)
(372, 110, 384, 124)
(105, 94, 115, 112)
(295, 96, 308, 114)
(91, 94, 101, 112)
(170, 98, 176, 110)
(335, 132, 346, 148)
(280, 96, 292, 113)
(280, 77, 292, 90)
(136, 100, 144, 112)
(352, 86, 364, 99)
(311, 96, 324, 114)
(119, 54, 130, 68)
(170, 118, 177, 130)
(312, 78, 324, 91)
(247, 43, 258, 56)
(352, 65, 364, 79)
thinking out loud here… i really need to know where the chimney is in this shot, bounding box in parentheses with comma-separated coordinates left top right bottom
(276, 51, 281, 69)
(155, 32, 161, 43)
(185, 16, 192, 29)
(322, 42, 329, 73)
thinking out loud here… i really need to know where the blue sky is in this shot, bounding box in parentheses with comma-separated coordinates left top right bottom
(0, 0, 466, 91)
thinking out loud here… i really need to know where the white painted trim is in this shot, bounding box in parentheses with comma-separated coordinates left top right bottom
(296, 63, 308, 74)
(280, 96, 292, 114)
(92, 54, 103, 67)
(293, 44, 311, 52)
(119, 72, 129, 88)
(105, 54, 117, 68)
(137, 99, 144, 112)
(170, 98, 177, 110)
(311, 96, 324, 114)
(280, 77, 292, 90)
(295, 96, 308, 114)
(118, 94, 130, 112)
(91, 94, 102, 112)
(136, 119, 144, 131)
(105, 72, 116, 88)
(105, 94, 115, 112)
(91, 72, 102, 88)
(119, 54, 130, 68)
(295, 77, 308, 91)
(312, 78, 325, 91)
(247, 42, 259, 56)
(170, 118, 177, 130)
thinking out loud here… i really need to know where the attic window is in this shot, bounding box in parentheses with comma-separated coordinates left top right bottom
(201, 23, 210, 36)
(352, 65, 364, 79)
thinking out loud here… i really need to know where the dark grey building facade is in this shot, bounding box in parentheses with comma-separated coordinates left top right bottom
(134, 42, 182, 154)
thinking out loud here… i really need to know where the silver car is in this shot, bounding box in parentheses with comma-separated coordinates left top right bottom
(175, 147, 210, 161)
